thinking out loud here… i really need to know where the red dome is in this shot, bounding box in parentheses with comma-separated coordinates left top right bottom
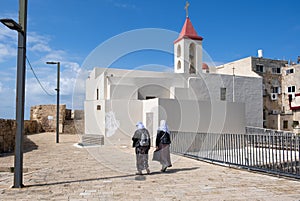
(202, 63, 209, 70)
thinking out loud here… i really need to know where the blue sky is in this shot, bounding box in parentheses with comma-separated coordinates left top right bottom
(0, 0, 300, 119)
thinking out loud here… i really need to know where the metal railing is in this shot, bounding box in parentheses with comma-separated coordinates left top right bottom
(170, 129, 300, 179)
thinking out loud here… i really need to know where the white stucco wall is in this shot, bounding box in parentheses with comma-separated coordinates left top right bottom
(104, 100, 143, 145)
(186, 74, 263, 127)
(158, 99, 245, 134)
(84, 100, 106, 135)
(86, 73, 103, 100)
(109, 85, 137, 100)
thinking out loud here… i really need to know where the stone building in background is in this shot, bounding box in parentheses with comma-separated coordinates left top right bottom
(217, 52, 300, 133)
(30, 104, 84, 134)
(282, 63, 300, 133)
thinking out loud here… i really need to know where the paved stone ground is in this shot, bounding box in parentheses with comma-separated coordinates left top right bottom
(1, 132, 300, 201)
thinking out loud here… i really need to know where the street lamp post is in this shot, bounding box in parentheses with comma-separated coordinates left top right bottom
(0, 0, 28, 188)
(46, 62, 60, 143)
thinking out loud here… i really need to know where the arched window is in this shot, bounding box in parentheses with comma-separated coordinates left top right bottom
(177, 45, 181, 57)
(177, 60, 181, 70)
(189, 43, 196, 74)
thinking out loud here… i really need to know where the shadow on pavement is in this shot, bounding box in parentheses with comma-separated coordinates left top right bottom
(149, 167, 199, 175)
(24, 167, 199, 188)
(25, 174, 138, 188)
(0, 135, 38, 157)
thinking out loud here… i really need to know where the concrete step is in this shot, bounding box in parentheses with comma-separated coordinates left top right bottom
(81, 134, 104, 146)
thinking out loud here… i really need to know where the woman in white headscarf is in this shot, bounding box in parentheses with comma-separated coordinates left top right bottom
(132, 122, 151, 175)
(155, 120, 172, 172)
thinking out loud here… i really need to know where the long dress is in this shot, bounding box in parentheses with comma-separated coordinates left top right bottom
(132, 128, 151, 171)
(156, 130, 172, 169)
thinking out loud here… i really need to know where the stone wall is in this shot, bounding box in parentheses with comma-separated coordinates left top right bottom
(30, 104, 67, 133)
(0, 119, 40, 153)
(0, 119, 16, 153)
(30, 104, 84, 134)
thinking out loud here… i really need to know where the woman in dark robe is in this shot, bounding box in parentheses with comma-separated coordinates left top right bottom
(155, 120, 172, 172)
(132, 122, 151, 175)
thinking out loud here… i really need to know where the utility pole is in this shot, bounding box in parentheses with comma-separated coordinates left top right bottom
(0, 0, 29, 188)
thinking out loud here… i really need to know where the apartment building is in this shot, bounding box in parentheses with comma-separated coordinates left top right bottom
(282, 63, 300, 133)
(216, 54, 300, 132)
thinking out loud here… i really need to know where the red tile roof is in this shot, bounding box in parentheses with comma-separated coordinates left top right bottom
(174, 17, 203, 43)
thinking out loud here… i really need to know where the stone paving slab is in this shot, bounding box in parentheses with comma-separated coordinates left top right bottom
(1, 133, 300, 200)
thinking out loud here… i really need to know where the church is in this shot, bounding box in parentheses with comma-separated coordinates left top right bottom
(84, 7, 263, 145)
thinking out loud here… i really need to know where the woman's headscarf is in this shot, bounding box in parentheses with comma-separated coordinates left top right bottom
(136, 121, 145, 130)
(159, 120, 169, 133)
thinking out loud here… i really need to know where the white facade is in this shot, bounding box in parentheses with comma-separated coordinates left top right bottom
(84, 17, 263, 145)
(84, 67, 263, 145)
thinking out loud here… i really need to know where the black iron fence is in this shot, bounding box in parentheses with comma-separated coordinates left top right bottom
(170, 128, 300, 179)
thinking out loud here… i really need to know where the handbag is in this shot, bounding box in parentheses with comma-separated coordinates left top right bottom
(152, 149, 160, 161)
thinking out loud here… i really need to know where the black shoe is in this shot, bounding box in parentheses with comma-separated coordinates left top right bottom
(161, 167, 167, 172)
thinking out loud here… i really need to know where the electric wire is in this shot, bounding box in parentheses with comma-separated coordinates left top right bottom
(26, 57, 55, 96)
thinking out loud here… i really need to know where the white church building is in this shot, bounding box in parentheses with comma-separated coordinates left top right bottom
(84, 16, 263, 145)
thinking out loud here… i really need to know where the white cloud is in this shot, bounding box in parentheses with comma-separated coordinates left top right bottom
(0, 28, 54, 62)
(26, 60, 83, 97)
(63, 61, 81, 74)
(0, 43, 17, 62)
(26, 77, 56, 96)
(0, 69, 15, 82)
(27, 32, 52, 53)
(0, 26, 18, 62)
(0, 27, 17, 41)
(60, 77, 77, 95)
(43, 50, 66, 62)
(27, 32, 50, 44)
(30, 43, 51, 52)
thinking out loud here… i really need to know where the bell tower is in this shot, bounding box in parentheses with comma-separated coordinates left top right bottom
(174, 2, 203, 74)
